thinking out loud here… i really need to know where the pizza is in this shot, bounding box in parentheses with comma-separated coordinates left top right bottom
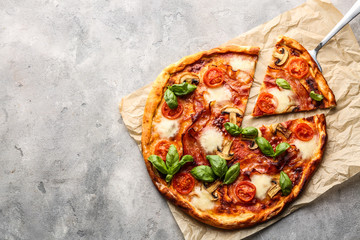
(140, 43, 329, 229)
(252, 36, 336, 117)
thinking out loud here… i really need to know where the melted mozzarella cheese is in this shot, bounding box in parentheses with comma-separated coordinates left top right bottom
(199, 128, 224, 153)
(156, 118, 179, 139)
(268, 88, 298, 113)
(250, 174, 272, 200)
(204, 86, 231, 102)
(190, 186, 215, 211)
(293, 136, 318, 160)
(229, 56, 255, 73)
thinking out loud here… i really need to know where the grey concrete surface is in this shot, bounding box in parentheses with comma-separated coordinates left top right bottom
(0, 0, 359, 239)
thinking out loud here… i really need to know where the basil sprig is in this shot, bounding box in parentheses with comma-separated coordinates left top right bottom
(310, 91, 324, 101)
(206, 155, 228, 178)
(190, 165, 215, 182)
(255, 137, 275, 156)
(255, 137, 290, 158)
(223, 163, 240, 184)
(241, 127, 258, 138)
(164, 89, 178, 109)
(148, 145, 194, 182)
(276, 78, 291, 90)
(166, 145, 179, 169)
(279, 171, 292, 196)
(224, 124, 259, 138)
(148, 155, 168, 174)
(164, 82, 197, 109)
(274, 142, 291, 157)
(168, 82, 197, 96)
(191, 156, 240, 185)
(224, 122, 242, 136)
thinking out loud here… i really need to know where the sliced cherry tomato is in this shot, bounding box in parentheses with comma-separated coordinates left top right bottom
(154, 140, 172, 161)
(173, 172, 195, 195)
(287, 57, 309, 79)
(203, 67, 224, 88)
(257, 93, 278, 114)
(161, 102, 183, 119)
(294, 123, 314, 141)
(235, 181, 256, 202)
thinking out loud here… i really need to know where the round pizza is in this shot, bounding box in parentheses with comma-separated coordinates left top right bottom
(141, 43, 329, 229)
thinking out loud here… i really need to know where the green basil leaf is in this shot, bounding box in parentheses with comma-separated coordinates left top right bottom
(223, 163, 240, 184)
(224, 122, 242, 136)
(206, 155, 228, 178)
(190, 165, 215, 182)
(241, 127, 258, 138)
(310, 91, 324, 101)
(167, 162, 180, 175)
(167, 155, 194, 182)
(166, 145, 179, 169)
(255, 137, 275, 157)
(276, 78, 291, 90)
(274, 142, 291, 157)
(279, 171, 292, 196)
(148, 155, 168, 174)
(168, 82, 197, 96)
(179, 155, 194, 166)
(165, 174, 173, 183)
(164, 89, 178, 109)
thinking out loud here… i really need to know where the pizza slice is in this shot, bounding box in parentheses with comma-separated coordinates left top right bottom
(252, 36, 336, 117)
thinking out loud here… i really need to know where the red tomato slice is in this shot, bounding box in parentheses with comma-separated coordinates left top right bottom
(294, 123, 314, 141)
(154, 140, 172, 161)
(173, 172, 195, 195)
(235, 181, 256, 202)
(287, 57, 309, 79)
(161, 102, 183, 119)
(257, 93, 278, 114)
(203, 67, 224, 88)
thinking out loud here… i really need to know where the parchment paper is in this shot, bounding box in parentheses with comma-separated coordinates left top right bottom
(120, 0, 360, 239)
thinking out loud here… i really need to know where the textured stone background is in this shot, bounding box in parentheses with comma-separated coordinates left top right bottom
(0, 0, 359, 239)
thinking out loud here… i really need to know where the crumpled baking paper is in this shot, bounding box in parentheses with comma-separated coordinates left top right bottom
(119, 0, 360, 238)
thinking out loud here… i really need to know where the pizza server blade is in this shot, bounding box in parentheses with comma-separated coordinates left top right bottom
(308, 0, 360, 72)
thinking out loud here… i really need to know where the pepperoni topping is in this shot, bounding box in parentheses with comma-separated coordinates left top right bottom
(172, 172, 195, 195)
(294, 123, 314, 141)
(203, 67, 224, 88)
(182, 109, 211, 166)
(182, 128, 209, 166)
(161, 102, 183, 119)
(257, 93, 278, 114)
(235, 181, 256, 202)
(154, 140, 172, 161)
(287, 57, 309, 79)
